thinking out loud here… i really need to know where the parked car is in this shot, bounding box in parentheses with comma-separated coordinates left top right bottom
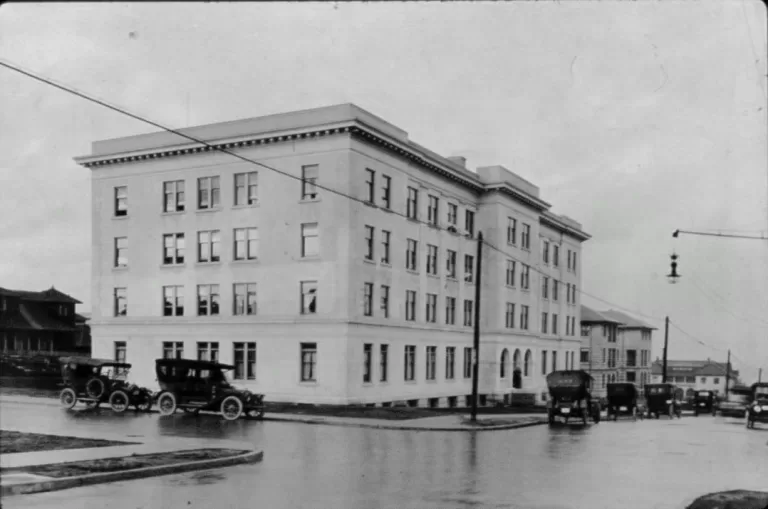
(746, 382, 768, 429)
(692, 390, 716, 416)
(717, 386, 751, 418)
(154, 358, 265, 421)
(606, 382, 641, 421)
(545, 370, 601, 426)
(58, 356, 153, 412)
(644, 383, 682, 419)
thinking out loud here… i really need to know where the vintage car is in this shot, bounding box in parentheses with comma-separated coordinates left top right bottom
(606, 382, 641, 421)
(58, 357, 153, 412)
(154, 358, 265, 420)
(717, 386, 751, 418)
(644, 383, 682, 419)
(746, 382, 768, 429)
(692, 390, 717, 416)
(545, 370, 601, 426)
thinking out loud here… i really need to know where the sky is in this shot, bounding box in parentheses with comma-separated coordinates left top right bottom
(1, 2, 766, 383)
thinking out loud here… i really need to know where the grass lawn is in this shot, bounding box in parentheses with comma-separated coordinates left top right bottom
(0, 430, 138, 455)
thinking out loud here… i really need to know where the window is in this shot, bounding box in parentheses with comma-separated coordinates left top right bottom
(197, 284, 220, 316)
(426, 346, 437, 380)
(552, 314, 558, 335)
(164, 180, 185, 212)
(505, 303, 515, 329)
(406, 239, 418, 271)
(446, 250, 457, 278)
(426, 293, 437, 323)
(301, 165, 319, 200)
(445, 296, 456, 325)
(520, 305, 529, 330)
(365, 169, 376, 204)
(381, 175, 391, 209)
(197, 176, 220, 209)
(552, 351, 557, 372)
(521, 264, 530, 289)
(364, 226, 375, 260)
(198, 230, 221, 263)
(163, 286, 184, 316)
(552, 280, 559, 301)
(566, 283, 572, 304)
(380, 344, 389, 382)
(447, 203, 458, 225)
(626, 371, 636, 382)
(463, 299, 474, 327)
(581, 324, 590, 337)
(162, 341, 184, 359)
(464, 255, 474, 283)
(163, 233, 185, 264)
(542, 239, 550, 264)
(301, 223, 319, 257)
(114, 186, 127, 216)
(521, 224, 531, 249)
(233, 283, 257, 315)
(507, 217, 517, 244)
(406, 186, 419, 220)
(701, 377, 707, 384)
(506, 260, 516, 286)
(465, 210, 475, 237)
(233, 342, 256, 380)
(114, 341, 126, 365)
(713, 377, 720, 384)
(602, 348, 606, 364)
(363, 344, 373, 383)
(426, 244, 438, 275)
(567, 250, 572, 271)
(114, 237, 127, 267)
(234, 227, 258, 260)
(524, 350, 532, 376)
(114, 288, 126, 316)
(197, 342, 219, 362)
(571, 252, 578, 273)
(541, 312, 548, 334)
(381, 230, 391, 264)
(553, 245, 560, 267)
(300, 281, 317, 314)
(542, 277, 549, 299)
(363, 283, 373, 316)
(234, 172, 258, 206)
(446, 347, 456, 380)
(405, 290, 417, 321)
(626, 350, 637, 367)
(501, 350, 510, 378)
(580, 350, 589, 363)
(427, 195, 439, 225)
(541, 351, 548, 375)
(463, 347, 473, 378)
(404, 345, 416, 381)
(300, 343, 317, 382)
(380, 285, 390, 318)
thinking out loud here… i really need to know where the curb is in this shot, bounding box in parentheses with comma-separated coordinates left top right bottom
(262, 415, 548, 432)
(1, 449, 263, 497)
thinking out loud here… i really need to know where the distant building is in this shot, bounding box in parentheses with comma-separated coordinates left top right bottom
(651, 359, 739, 399)
(0, 287, 89, 356)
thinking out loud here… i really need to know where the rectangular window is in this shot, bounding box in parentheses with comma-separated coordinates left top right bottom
(233, 283, 257, 315)
(446, 347, 456, 380)
(572, 252, 578, 273)
(114, 186, 127, 216)
(164, 180, 185, 212)
(197, 176, 220, 209)
(552, 280, 559, 301)
(506, 260, 516, 286)
(520, 305, 529, 330)
(233, 227, 258, 260)
(552, 351, 557, 372)
(381, 175, 391, 209)
(365, 169, 376, 204)
(363, 343, 373, 383)
(197, 230, 221, 263)
(234, 172, 258, 206)
(446, 250, 457, 278)
(163, 286, 184, 316)
(465, 210, 475, 237)
(380, 285, 389, 318)
(363, 283, 373, 317)
(406, 186, 419, 220)
(463, 299, 474, 327)
(447, 203, 458, 225)
(505, 303, 515, 329)
(404, 345, 416, 381)
(542, 239, 550, 264)
(507, 217, 517, 244)
(541, 351, 548, 375)
(300, 343, 317, 382)
(301, 165, 319, 200)
(197, 341, 220, 362)
(522, 224, 531, 249)
(380, 230, 391, 264)
(445, 296, 456, 325)
(233, 342, 257, 380)
(463, 347, 472, 378)
(426, 346, 437, 380)
(426, 244, 438, 275)
(464, 255, 474, 283)
(114, 288, 127, 316)
(364, 226, 375, 261)
(114, 341, 126, 365)
(521, 264, 530, 289)
(427, 195, 439, 225)
(626, 350, 637, 367)
(405, 290, 417, 321)
(300, 281, 318, 314)
(572, 284, 577, 304)
(552, 314, 558, 335)
(162, 341, 184, 359)
(197, 284, 220, 316)
(406, 239, 418, 271)
(163, 233, 185, 265)
(553, 245, 560, 267)
(426, 293, 437, 323)
(301, 223, 319, 257)
(580, 350, 589, 363)
(541, 312, 548, 334)
(380, 344, 389, 382)
(542, 277, 549, 299)
(114, 237, 127, 267)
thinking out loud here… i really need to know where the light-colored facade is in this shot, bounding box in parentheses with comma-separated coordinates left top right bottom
(75, 103, 590, 406)
(651, 360, 739, 399)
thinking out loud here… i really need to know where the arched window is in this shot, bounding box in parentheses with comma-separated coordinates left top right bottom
(512, 349, 522, 388)
(513, 349, 521, 372)
(524, 350, 532, 377)
(500, 349, 509, 378)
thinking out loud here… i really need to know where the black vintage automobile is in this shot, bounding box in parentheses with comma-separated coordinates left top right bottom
(644, 383, 682, 419)
(154, 358, 265, 421)
(692, 390, 717, 416)
(746, 382, 768, 429)
(717, 386, 751, 418)
(58, 357, 153, 412)
(606, 382, 641, 421)
(545, 370, 601, 426)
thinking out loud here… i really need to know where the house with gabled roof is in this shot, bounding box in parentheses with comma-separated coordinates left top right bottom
(651, 359, 739, 398)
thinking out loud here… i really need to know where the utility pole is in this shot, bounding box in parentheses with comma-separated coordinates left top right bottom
(470, 232, 483, 423)
(759, 368, 762, 383)
(662, 316, 669, 383)
(725, 350, 731, 397)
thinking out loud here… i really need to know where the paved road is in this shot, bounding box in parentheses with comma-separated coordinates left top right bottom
(2, 402, 766, 509)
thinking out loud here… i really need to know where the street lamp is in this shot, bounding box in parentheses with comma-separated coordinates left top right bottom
(667, 253, 681, 284)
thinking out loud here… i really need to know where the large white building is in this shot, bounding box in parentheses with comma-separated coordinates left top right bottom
(75, 104, 590, 406)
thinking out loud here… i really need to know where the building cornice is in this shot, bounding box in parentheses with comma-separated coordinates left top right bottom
(484, 186, 551, 212)
(540, 214, 591, 242)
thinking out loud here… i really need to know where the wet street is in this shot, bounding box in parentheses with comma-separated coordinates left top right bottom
(2, 401, 766, 509)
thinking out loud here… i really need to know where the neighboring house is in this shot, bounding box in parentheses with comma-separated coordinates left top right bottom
(651, 359, 739, 399)
(74, 103, 590, 406)
(0, 287, 88, 356)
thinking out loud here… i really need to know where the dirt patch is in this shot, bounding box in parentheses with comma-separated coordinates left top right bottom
(0, 430, 138, 455)
(686, 490, 768, 509)
(2, 448, 247, 478)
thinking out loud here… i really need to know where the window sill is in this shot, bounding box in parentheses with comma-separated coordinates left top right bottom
(299, 380, 318, 386)
(406, 217, 420, 224)
(231, 258, 259, 265)
(363, 201, 377, 209)
(232, 203, 260, 210)
(113, 266, 129, 272)
(406, 269, 419, 275)
(446, 276, 458, 282)
(162, 211, 185, 216)
(362, 382, 374, 387)
(298, 255, 321, 262)
(505, 284, 516, 289)
(299, 198, 321, 204)
(196, 261, 222, 266)
(427, 222, 440, 230)
(380, 261, 391, 267)
(196, 208, 221, 214)
(112, 215, 129, 220)
(160, 263, 186, 269)
(363, 258, 376, 265)
(404, 380, 417, 385)
(380, 207, 393, 213)
(427, 273, 439, 280)
(379, 380, 389, 385)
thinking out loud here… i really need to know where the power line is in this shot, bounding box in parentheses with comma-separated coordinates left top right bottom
(668, 320, 761, 373)
(687, 274, 768, 328)
(672, 229, 768, 241)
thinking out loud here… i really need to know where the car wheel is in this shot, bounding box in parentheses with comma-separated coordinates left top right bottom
(221, 396, 243, 421)
(59, 388, 77, 409)
(109, 390, 130, 413)
(157, 392, 177, 416)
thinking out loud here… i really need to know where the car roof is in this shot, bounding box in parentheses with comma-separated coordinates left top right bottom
(59, 356, 132, 368)
(155, 358, 235, 370)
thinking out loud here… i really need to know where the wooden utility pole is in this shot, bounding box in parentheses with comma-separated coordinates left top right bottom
(759, 368, 763, 383)
(470, 232, 483, 423)
(724, 350, 731, 397)
(662, 316, 669, 383)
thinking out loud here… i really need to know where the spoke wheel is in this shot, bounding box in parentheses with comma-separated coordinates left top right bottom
(59, 388, 77, 409)
(221, 396, 243, 421)
(109, 390, 130, 413)
(86, 378, 106, 399)
(135, 392, 153, 412)
(157, 392, 177, 416)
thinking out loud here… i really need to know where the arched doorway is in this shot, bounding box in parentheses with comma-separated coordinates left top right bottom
(512, 349, 522, 389)
(500, 349, 509, 379)
(524, 350, 532, 377)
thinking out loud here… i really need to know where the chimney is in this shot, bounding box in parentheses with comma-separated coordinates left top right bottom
(447, 156, 466, 168)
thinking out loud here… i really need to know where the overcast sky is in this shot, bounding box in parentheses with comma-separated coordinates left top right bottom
(1, 2, 766, 382)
